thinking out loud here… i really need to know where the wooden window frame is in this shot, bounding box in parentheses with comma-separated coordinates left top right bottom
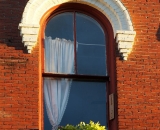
(39, 3, 117, 130)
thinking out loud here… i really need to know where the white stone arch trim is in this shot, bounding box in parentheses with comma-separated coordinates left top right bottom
(18, 0, 136, 60)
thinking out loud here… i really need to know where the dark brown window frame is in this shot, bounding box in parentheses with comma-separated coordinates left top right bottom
(40, 3, 117, 130)
(42, 73, 109, 82)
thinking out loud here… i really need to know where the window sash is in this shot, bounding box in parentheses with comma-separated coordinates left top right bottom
(42, 73, 109, 82)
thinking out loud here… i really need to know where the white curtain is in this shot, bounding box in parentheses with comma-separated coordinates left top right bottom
(44, 37, 74, 130)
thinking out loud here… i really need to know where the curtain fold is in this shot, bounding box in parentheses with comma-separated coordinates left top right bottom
(44, 37, 74, 130)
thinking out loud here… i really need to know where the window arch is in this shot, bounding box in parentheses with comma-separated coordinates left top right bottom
(19, 0, 136, 60)
(40, 3, 117, 130)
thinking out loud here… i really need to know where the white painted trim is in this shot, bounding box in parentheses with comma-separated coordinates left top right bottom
(18, 0, 136, 60)
(116, 30, 136, 60)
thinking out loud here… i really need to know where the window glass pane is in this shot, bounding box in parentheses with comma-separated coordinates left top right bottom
(44, 104, 52, 129)
(45, 13, 74, 74)
(45, 12, 73, 41)
(76, 13, 107, 76)
(60, 80, 107, 127)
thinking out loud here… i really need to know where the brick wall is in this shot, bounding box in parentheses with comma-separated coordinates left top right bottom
(118, 0, 160, 129)
(0, 1, 39, 129)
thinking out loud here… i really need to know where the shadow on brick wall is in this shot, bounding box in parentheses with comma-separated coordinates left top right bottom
(0, 0, 28, 53)
(156, 24, 160, 41)
(6, 37, 28, 53)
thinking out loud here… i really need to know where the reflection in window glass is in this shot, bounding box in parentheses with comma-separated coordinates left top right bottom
(76, 13, 106, 75)
(60, 81, 106, 126)
(45, 13, 74, 41)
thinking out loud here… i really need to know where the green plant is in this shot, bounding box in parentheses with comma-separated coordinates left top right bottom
(58, 121, 106, 130)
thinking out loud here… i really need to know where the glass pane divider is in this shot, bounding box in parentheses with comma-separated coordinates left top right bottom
(74, 11, 77, 74)
(42, 73, 109, 82)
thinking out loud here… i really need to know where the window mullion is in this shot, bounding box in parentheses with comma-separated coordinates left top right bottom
(73, 11, 77, 74)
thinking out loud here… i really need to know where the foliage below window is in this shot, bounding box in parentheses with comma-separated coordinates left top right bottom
(58, 121, 106, 130)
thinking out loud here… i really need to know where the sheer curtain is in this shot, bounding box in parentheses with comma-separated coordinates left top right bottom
(44, 37, 74, 130)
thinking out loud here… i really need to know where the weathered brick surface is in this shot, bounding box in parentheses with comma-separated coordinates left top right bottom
(0, 0, 39, 129)
(118, 0, 160, 129)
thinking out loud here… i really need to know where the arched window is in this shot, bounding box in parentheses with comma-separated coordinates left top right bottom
(42, 3, 116, 130)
